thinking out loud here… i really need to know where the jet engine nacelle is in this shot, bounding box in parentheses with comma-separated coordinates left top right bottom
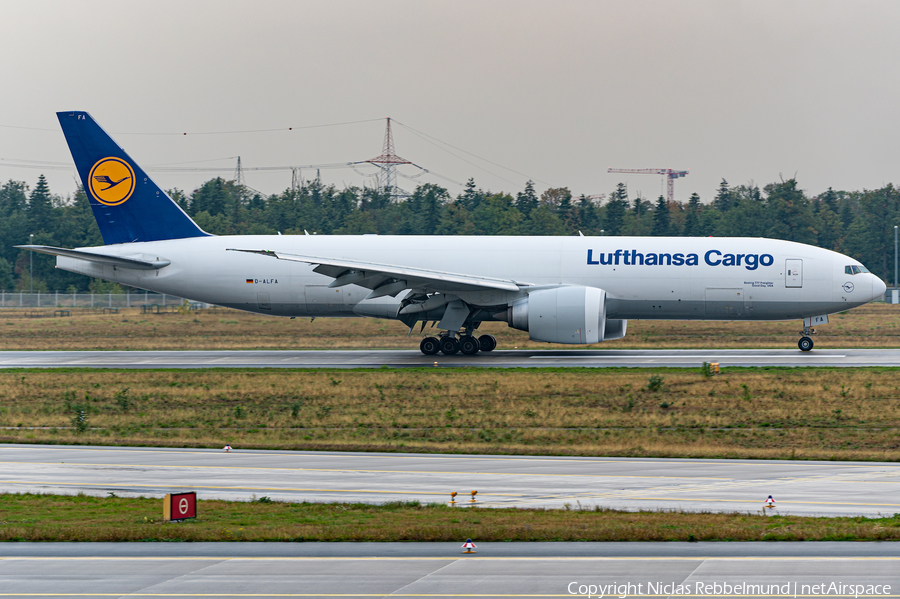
(508, 286, 610, 344)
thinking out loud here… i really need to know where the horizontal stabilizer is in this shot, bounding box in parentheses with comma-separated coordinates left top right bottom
(16, 245, 170, 270)
(227, 249, 528, 293)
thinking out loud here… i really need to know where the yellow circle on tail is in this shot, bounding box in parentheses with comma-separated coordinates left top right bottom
(88, 157, 135, 206)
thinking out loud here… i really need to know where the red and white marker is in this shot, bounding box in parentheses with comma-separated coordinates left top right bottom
(764, 495, 776, 508)
(462, 538, 477, 554)
(224, 444, 232, 453)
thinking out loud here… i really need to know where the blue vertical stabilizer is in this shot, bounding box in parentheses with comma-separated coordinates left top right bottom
(57, 111, 210, 245)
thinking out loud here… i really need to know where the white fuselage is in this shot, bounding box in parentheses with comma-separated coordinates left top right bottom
(57, 235, 885, 322)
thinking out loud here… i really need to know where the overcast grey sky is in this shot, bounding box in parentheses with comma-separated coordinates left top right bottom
(2, 0, 899, 204)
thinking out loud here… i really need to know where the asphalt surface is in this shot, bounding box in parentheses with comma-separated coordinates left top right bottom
(1, 545, 898, 598)
(0, 348, 899, 368)
(3, 444, 899, 517)
(3, 542, 900, 558)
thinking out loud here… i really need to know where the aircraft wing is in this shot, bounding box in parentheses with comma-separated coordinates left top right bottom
(16, 245, 170, 270)
(228, 248, 529, 298)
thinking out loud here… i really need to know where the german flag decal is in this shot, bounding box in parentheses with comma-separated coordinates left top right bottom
(246, 279, 253, 284)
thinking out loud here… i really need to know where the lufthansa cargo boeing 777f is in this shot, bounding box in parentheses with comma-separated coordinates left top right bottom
(20, 112, 887, 354)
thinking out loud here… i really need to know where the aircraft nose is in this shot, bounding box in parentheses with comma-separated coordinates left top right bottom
(873, 275, 887, 300)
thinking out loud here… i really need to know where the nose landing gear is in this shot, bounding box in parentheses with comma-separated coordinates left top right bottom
(798, 326, 816, 352)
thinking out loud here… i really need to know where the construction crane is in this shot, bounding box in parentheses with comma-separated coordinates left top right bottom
(607, 168, 689, 203)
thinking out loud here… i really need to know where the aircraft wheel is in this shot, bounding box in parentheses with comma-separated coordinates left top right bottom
(478, 334, 497, 352)
(459, 335, 480, 355)
(420, 336, 440, 355)
(439, 336, 460, 355)
(798, 336, 814, 352)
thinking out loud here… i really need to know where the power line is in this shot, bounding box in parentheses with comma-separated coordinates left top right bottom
(412, 168, 464, 187)
(1, 118, 524, 193)
(151, 156, 239, 166)
(3, 118, 547, 188)
(116, 117, 385, 136)
(392, 120, 549, 187)
(392, 125, 520, 189)
(0, 158, 72, 170)
(0, 124, 57, 132)
(0, 118, 384, 136)
(149, 162, 359, 173)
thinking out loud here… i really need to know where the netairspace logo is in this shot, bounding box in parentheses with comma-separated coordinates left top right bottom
(587, 249, 775, 271)
(566, 581, 892, 598)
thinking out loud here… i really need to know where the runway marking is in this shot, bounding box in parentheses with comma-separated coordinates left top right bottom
(5, 446, 895, 471)
(0, 461, 731, 481)
(9, 457, 896, 478)
(0, 592, 900, 599)
(0, 594, 898, 598)
(4, 480, 900, 508)
(529, 355, 848, 360)
(0, 480, 524, 497)
(2, 557, 900, 562)
(611, 496, 900, 507)
(0, 556, 900, 562)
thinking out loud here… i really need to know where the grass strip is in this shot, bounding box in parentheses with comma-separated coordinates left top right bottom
(2, 493, 900, 542)
(2, 367, 900, 461)
(1, 304, 898, 351)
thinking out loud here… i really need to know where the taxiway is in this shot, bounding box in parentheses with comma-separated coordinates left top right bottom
(0, 544, 898, 598)
(2, 444, 899, 517)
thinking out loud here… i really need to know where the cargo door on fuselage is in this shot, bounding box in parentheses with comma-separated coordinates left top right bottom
(785, 259, 803, 288)
(705, 288, 744, 317)
(306, 285, 344, 314)
(257, 292, 271, 311)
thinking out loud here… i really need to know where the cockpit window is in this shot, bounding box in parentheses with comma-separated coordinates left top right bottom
(845, 265, 869, 275)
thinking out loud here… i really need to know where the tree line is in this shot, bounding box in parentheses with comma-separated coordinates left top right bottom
(1, 173, 898, 293)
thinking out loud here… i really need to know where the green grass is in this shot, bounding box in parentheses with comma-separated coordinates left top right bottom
(2, 493, 900, 542)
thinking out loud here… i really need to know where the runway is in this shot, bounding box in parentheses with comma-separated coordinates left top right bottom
(3, 444, 899, 517)
(1, 348, 900, 368)
(1, 548, 899, 599)
(4, 541, 900, 558)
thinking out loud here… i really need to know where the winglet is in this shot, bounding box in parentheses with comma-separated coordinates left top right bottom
(57, 111, 210, 245)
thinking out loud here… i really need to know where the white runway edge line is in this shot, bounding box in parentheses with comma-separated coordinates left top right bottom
(529, 354, 848, 359)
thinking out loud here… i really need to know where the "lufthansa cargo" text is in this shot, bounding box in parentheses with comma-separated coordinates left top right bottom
(587, 249, 774, 271)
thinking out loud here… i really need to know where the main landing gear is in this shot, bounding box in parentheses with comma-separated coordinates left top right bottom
(420, 331, 497, 356)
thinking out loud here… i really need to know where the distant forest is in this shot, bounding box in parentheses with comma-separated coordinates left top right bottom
(1, 174, 898, 292)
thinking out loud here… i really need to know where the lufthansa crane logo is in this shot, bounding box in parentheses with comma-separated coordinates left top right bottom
(88, 157, 135, 206)
(843, 282, 855, 293)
